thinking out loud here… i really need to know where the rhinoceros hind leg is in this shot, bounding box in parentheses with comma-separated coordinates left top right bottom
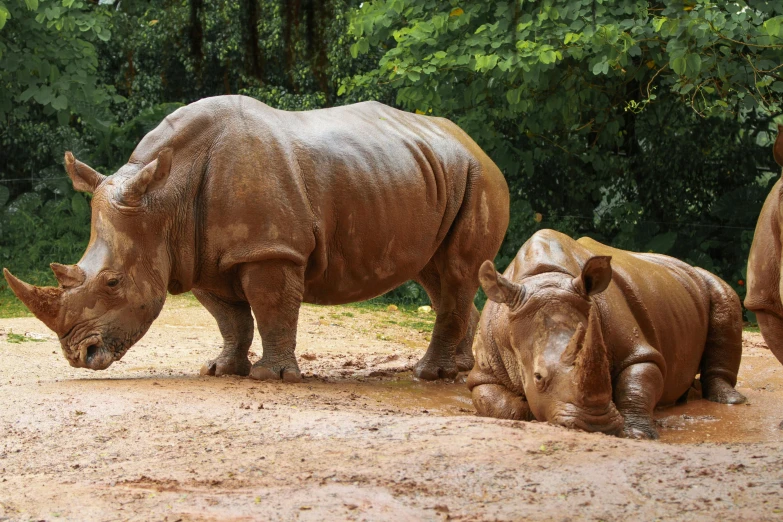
(240, 260, 305, 384)
(193, 289, 254, 377)
(414, 265, 479, 375)
(455, 305, 480, 371)
(698, 271, 745, 404)
(614, 361, 663, 440)
(702, 379, 746, 404)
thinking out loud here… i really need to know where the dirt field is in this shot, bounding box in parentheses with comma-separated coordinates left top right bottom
(1, 295, 782, 521)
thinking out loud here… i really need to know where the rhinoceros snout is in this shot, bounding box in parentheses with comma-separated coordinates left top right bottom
(68, 335, 114, 370)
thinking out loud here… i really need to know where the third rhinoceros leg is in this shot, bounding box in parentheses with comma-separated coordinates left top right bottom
(415, 263, 478, 372)
(413, 259, 479, 380)
(699, 278, 746, 405)
(613, 362, 665, 440)
(240, 260, 305, 384)
(194, 289, 254, 377)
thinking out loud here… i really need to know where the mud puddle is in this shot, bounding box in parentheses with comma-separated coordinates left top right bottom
(656, 340, 783, 444)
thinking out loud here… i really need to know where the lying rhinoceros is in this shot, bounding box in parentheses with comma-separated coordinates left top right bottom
(3, 95, 509, 382)
(745, 125, 783, 366)
(468, 229, 745, 439)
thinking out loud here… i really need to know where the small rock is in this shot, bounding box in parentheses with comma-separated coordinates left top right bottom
(387, 304, 398, 312)
(417, 305, 432, 314)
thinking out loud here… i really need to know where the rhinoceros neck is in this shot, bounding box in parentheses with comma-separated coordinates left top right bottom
(164, 171, 204, 295)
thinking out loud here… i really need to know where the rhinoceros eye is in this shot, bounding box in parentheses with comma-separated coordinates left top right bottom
(107, 278, 120, 288)
(534, 372, 542, 382)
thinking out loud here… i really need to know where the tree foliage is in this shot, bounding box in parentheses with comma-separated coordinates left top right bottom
(344, 0, 783, 307)
(1, 0, 783, 312)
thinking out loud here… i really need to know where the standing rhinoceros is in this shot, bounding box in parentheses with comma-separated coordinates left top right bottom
(468, 229, 745, 439)
(3, 95, 509, 382)
(745, 125, 783, 366)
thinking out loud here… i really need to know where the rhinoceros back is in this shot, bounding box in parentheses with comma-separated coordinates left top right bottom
(134, 96, 493, 304)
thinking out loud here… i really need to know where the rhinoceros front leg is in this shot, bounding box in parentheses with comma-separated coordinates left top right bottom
(194, 289, 254, 377)
(240, 260, 305, 383)
(613, 362, 664, 440)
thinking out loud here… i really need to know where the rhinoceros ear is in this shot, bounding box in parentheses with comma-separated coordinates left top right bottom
(479, 260, 525, 307)
(573, 256, 612, 298)
(120, 148, 173, 206)
(50, 263, 86, 289)
(774, 124, 783, 168)
(64, 152, 106, 193)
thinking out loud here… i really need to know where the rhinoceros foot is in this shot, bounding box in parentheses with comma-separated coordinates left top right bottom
(455, 353, 475, 372)
(249, 361, 303, 383)
(702, 379, 746, 405)
(414, 355, 459, 381)
(622, 417, 659, 440)
(200, 356, 251, 377)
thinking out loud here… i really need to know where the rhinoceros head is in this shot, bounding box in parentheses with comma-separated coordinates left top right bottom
(479, 257, 624, 435)
(3, 150, 175, 370)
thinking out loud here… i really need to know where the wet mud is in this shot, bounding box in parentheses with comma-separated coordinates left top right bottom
(0, 296, 782, 521)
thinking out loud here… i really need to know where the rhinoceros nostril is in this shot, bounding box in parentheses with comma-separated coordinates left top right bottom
(85, 344, 99, 364)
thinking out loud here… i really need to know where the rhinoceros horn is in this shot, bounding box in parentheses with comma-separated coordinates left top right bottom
(50, 263, 86, 289)
(3, 268, 62, 331)
(774, 124, 783, 168)
(120, 148, 173, 207)
(571, 306, 612, 406)
(64, 152, 106, 194)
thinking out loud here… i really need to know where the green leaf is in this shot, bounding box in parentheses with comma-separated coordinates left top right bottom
(646, 232, 677, 254)
(24, 0, 38, 11)
(0, 3, 9, 31)
(71, 193, 89, 219)
(51, 94, 67, 111)
(33, 86, 53, 105)
(671, 55, 686, 75)
(685, 54, 701, 76)
(539, 50, 557, 64)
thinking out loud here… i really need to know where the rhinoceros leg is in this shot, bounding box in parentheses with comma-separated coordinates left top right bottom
(613, 362, 664, 440)
(756, 310, 783, 366)
(193, 289, 254, 377)
(699, 277, 746, 405)
(240, 260, 305, 383)
(413, 260, 481, 380)
(415, 264, 478, 373)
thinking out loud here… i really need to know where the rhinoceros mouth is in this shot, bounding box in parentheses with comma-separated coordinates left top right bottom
(68, 334, 112, 370)
(65, 321, 151, 370)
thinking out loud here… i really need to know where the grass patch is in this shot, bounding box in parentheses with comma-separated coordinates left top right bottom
(743, 325, 760, 333)
(396, 319, 435, 333)
(0, 291, 32, 319)
(6, 331, 46, 343)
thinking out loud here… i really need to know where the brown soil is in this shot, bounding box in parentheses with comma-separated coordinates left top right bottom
(0, 297, 781, 521)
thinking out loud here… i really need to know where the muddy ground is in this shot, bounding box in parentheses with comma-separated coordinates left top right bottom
(0, 295, 782, 521)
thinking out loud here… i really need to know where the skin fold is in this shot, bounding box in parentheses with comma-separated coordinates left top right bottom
(745, 124, 783, 366)
(3, 95, 509, 382)
(468, 229, 746, 439)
